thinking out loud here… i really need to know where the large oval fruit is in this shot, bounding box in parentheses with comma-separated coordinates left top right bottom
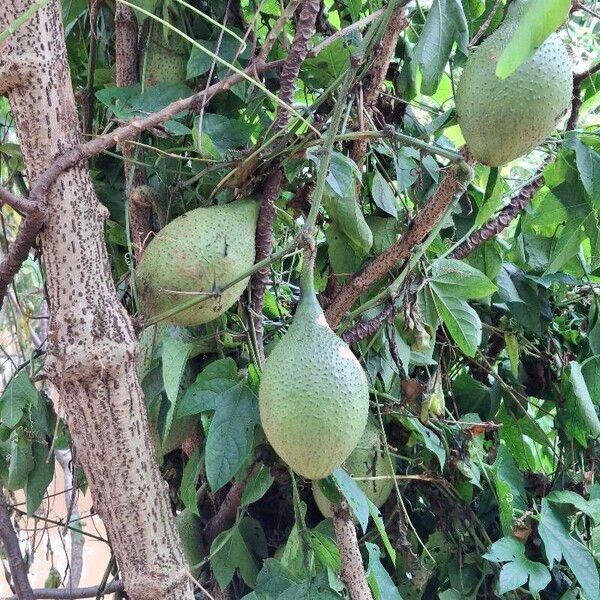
(259, 251, 369, 480)
(313, 418, 396, 517)
(455, 0, 572, 166)
(136, 199, 259, 326)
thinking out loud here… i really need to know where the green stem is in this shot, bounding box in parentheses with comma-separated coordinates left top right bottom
(305, 56, 361, 230)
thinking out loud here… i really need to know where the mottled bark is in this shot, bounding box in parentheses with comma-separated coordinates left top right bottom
(115, 3, 151, 259)
(0, 2, 193, 598)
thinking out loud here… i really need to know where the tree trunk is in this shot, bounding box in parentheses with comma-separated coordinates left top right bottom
(0, 2, 194, 598)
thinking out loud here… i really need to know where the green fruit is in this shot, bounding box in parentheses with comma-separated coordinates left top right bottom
(143, 26, 188, 88)
(136, 199, 259, 326)
(313, 419, 395, 517)
(455, 0, 572, 166)
(259, 251, 369, 480)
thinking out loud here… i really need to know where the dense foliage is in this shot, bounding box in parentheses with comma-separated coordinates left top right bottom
(0, 0, 599, 598)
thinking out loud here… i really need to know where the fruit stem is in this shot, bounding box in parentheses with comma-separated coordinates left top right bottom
(305, 53, 361, 231)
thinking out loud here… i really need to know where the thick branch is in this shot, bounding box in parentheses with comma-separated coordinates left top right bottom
(325, 150, 474, 328)
(203, 463, 259, 548)
(203, 482, 244, 548)
(249, 169, 284, 363)
(0, 484, 34, 600)
(332, 503, 373, 600)
(567, 62, 600, 130)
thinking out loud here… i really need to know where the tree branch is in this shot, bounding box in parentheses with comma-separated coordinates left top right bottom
(332, 503, 373, 600)
(0, 484, 34, 600)
(4, 581, 124, 600)
(567, 62, 600, 130)
(325, 150, 474, 328)
(0, 186, 35, 214)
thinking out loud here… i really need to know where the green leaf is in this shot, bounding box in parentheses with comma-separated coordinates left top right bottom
(309, 530, 341, 572)
(1, 372, 39, 429)
(371, 171, 398, 218)
(331, 467, 369, 533)
(546, 491, 600, 525)
(396, 417, 446, 469)
(8, 434, 34, 491)
(496, 0, 571, 79)
(365, 543, 403, 600)
(198, 114, 254, 156)
(210, 517, 267, 589)
(415, 0, 469, 95)
(545, 211, 593, 275)
(483, 537, 551, 595)
(325, 223, 364, 279)
(241, 465, 274, 507)
(565, 133, 600, 202)
(187, 36, 248, 78)
(538, 499, 600, 600)
(161, 334, 195, 440)
(368, 499, 396, 564)
(431, 259, 497, 299)
(430, 289, 481, 357)
(176, 358, 238, 418)
(493, 445, 527, 536)
(25, 441, 54, 515)
(205, 383, 259, 492)
(181, 449, 203, 516)
(563, 361, 600, 446)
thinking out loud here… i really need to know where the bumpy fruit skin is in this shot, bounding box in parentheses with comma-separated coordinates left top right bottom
(136, 199, 259, 326)
(313, 418, 395, 517)
(259, 257, 369, 480)
(455, 0, 572, 166)
(143, 27, 188, 88)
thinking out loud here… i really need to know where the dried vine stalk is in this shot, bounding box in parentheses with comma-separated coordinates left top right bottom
(349, 3, 408, 168)
(115, 3, 151, 259)
(249, 0, 321, 363)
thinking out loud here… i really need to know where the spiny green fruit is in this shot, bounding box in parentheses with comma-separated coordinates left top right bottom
(259, 250, 369, 480)
(455, 0, 572, 166)
(313, 418, 395, 517)
(143, 26, 188, 88)
(136, 199, 259, 326)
